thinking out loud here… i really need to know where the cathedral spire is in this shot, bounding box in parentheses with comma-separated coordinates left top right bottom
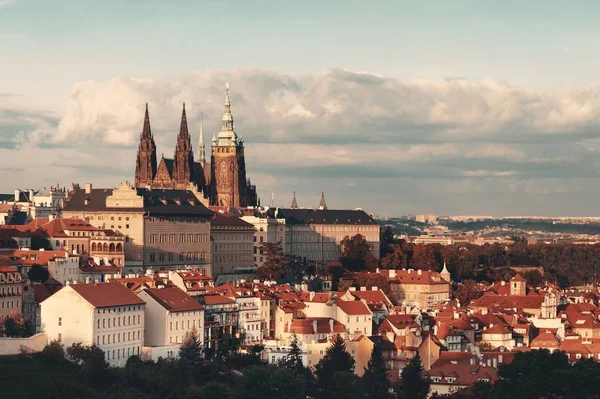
(319, 192, 327, 210)
(198, 114, 206, 167)
(291, 191, 298, 209)
(134, 103, 157, 187)
(179, 102, 190, 139)
(142, 103, 151, 138)
(216, 83, 239, 146)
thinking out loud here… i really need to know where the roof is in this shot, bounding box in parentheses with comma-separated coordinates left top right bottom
(202, 295, 236, 305)
(211, 212, 254, 228)
(276, 208, 377, 225)
(531, 330, 559, 348)
(63, 187, 213, 217)
(380, 269, 449, 286)
(64, 282, 146, 308)
(29, 284, 52, 303)
(141, 287, 204, 312)
(0, 250, 70, 266)
(428, 363, 499, 386)
(336, 299, 372, 315)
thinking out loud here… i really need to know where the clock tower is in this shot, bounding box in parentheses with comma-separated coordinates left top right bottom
(210, 86, 256, 208)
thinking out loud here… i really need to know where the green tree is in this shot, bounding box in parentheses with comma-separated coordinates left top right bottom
(283, 334, 304, 372)
(233, 365, 306, 399)
(395, 353, 429, 399)
(198, 381, 232, 399)
(381, 244, 407, 269)
(0, 312, 33, 337)
(380, 226, 397, 258)
(39, 341, 66, 366)
(363, 345, 391, 399)
(328, 371, 363, 399)
(256, 242, 288, 280)
(340, 234, 377, 272)
(66, 343, 109, 387)
(455, 279, 483, 306)
(314, 335, 355, 397)
(27, 265, 49, 283)
(179, 326, 202, 368)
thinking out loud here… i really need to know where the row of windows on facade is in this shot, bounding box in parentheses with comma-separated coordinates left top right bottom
(216, 233, 253, 241)
(149, 233, 208, 244)
(215, 255, 253, 263)
(0, 300, 19, 308)
(90, 216, 130, 222)
(93, 314, 142, 329)
(96, 330, 142, 345)
(0, 286, 21, 296)
(214, 243, 252, 252)
(97, 306, 143, 313)
(147, 217, 207, 224)
(106, 346, 140, 361)
(148, 252, 207, 262)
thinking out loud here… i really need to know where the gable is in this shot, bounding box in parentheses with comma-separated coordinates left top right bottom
(155, 158, 173, 181)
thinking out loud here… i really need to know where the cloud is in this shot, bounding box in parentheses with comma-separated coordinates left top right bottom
(4, 68, 600, 216)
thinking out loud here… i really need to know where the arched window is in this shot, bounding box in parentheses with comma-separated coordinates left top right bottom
(109, 243, 115, 253)
(116, 243, 123, 252)
(103, 243, 108, 252)
(91, 243, 97, 251)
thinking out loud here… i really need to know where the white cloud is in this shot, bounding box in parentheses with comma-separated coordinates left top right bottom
(4, 68, 600, 215)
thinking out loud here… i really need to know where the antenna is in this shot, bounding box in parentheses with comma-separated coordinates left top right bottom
(270, 190, 275, 208)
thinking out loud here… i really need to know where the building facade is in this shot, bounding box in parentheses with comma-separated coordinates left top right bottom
(210, 212, 255, 276)
(133, 88, 257, 208)
(137, 287, 205, 348)
(40, 283, 145, 367)
(61, 182, 213, 274)
(0, 266, 22, 317)
(276, 207, 380, 265)
(241, 214, 286, 268)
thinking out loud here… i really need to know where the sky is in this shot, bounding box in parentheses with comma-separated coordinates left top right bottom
(2, 0, 600, 216)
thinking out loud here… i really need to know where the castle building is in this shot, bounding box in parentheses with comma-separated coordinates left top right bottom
(134, 87, 257, 208)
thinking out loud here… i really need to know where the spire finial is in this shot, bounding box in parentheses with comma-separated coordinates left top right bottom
(141, 103, 152, 138)
(291, 191, 298, 209)
(319, 192, 327, 210)
(179, 103, 189, 139)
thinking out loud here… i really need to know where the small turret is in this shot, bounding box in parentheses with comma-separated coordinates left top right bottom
(291, 191, 298, 209)
(318, 192, 327, 210)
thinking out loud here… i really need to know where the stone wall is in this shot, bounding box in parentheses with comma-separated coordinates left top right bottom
(0, 333, 47, 355)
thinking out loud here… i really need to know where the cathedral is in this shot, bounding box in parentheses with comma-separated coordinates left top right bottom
(134, 87, 258, 207)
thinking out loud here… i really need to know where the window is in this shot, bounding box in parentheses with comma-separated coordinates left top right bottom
(58, 317, 62, 326)
(58, 333, 62, 343)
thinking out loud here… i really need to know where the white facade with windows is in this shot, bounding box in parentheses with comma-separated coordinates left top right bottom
(40, 283, 145, 367)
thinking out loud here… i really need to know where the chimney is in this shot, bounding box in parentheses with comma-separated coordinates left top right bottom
(329, 319, 334, 333)
(49, 213, 56, 221)
(371, 286, 378, 291)
(418, 269, 422, 275)
(14, 189, 20, 202)
(312, 319, 318, 334)
(408, 269, 413, 274)
(85, 183, 92, 194)
(498, 354, 503, 364)
(29, 189, 35, 203)
(492, 357, 498, 368)
(309, 291, 315, 301)
(360, 286, 366, 291)
(389, 270, 396, 278)
(501, 280, 505, 286)
(470, 357, 475, 365)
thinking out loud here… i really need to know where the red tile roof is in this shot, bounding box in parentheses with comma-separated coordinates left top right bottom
(336, 299, 371, 315)
(141, 287, 204, 312)
(202, 295, 236, 305)
(65, 282, 145, 308)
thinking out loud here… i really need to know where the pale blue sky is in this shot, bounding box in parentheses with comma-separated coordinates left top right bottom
(3, 0, 600, 216)
(3, 0, 600, 107)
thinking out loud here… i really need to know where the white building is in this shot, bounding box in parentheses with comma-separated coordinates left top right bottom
(40, 282, 145, 367)
(47, 252, 80, 285)
(335, 299, 373, 339)
(241, 214, 286, 267)
(137, 287, 205, 352)
(236, 294, 263, 344)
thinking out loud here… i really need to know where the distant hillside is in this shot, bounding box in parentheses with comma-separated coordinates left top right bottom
(439, 219, 600, 235)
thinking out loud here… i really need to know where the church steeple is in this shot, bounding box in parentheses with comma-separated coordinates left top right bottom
(134, 103, 157, 187)
(197, 114, 206, 167)
(216, 83, 239, 146)
(319, 192, 327, 210)
(173, 103, 194, 184)
(291, 191, 298, 209)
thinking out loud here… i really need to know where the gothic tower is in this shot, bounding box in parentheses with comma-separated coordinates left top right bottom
(172, 103, 195, 186)
(210, 86, 256, 207)
(134, 103, 157, 187)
